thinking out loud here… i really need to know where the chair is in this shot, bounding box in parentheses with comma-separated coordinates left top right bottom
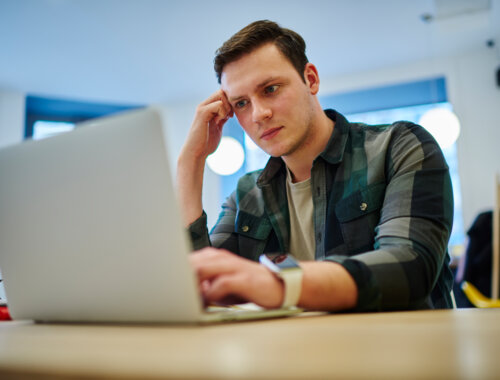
(461, 174, 500, 308)
(461, 282, 500, 308)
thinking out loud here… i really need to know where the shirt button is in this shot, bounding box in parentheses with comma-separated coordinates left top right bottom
(360, 202, 368, 211)
(242, 225, 250, 232)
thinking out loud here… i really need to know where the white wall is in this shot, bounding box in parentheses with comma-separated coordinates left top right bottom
(0, 90, 25, 149)
(453, 48, 500, 229)
(320, 47, 500, 230)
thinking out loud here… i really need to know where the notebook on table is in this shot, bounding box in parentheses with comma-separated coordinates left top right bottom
(0, 107, 301, 323)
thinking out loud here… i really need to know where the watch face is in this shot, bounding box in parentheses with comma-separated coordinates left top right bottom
(264, 254, 300, 269)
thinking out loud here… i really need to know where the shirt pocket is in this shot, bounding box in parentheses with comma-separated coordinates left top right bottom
(335, 182, 386, 253)
(235, 211, 273, 260)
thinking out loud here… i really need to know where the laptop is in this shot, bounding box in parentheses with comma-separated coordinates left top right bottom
(0, 107, 301, 323)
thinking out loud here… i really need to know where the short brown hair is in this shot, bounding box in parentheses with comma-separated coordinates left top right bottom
(214, 20, 308, 84)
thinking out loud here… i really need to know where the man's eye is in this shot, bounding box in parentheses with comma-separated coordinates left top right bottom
(235, 100, 247, 108)
(265, 85, 279, 94)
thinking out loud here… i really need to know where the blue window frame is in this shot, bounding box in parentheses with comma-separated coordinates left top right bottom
(319, 77, 447, 114)
(25, 95, 142, 140)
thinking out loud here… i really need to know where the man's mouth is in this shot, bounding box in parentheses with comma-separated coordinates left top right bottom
(261, 126, 283, 140)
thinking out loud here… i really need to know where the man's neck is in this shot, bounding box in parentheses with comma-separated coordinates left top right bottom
(283, 111, 334, 183)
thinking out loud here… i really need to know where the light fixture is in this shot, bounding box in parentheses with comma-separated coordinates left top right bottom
(206, 136, 245, 176)
(418, 107, 461, 149)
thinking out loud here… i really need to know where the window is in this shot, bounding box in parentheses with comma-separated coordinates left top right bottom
(32, 120, 75, 140)
(211, 117, 248, 206)
(0, 270, 5, 306)
(25, 95, 142, 140)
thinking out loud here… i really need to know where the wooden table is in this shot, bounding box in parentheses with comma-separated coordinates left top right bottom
(0, 308, 498, 379)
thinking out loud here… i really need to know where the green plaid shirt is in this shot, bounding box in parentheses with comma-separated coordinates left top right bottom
(189, 109, 454, 311)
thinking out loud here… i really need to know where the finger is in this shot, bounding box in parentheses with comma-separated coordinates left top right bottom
(219, 91, 234, 118)
(200, 279, 210, 293)
(202, 100, 231, 127)
(201, 90, 232, 119)
(189, 249, 240, 281)
(199, 90, 224, 106)
(212, 295, 248, 306)
(196, 101, 227, 128)
(203, 273, 251, 304)
(191, 257, 239, 282)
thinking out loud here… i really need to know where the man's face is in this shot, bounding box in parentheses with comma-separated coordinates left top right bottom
(220, 43, 317, 158)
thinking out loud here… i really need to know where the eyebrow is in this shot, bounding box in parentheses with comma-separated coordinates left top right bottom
(228, 76, 281, 102)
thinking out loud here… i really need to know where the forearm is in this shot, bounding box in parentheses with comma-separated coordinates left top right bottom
(337, 122, 453, 310)
(298, 261, 358, 311)
(191, 248, 358, 311)
(326, 217, 452, 311)
(176, 89, 233, 227)
(176, 152, 206, 227)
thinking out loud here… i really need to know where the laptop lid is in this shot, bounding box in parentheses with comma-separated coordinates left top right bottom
(0, 107, 204, 323)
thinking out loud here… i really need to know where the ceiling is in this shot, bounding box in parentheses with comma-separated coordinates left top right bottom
(1, 0, 499, 105)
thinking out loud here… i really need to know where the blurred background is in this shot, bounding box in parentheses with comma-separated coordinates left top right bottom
(1, 0, 500, 264)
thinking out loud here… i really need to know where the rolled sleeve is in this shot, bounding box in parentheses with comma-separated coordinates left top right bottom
(326, 122, 454, 311)
(324, 255, 382, 311)
(187, 211, 211, 251)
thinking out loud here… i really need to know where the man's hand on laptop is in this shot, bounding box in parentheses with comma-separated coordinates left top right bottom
(189, 248, 285, 309)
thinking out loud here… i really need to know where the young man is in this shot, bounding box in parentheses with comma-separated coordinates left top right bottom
(177, 20, 454, 312)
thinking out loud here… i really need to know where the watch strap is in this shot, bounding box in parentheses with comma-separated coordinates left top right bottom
(280, 268, 303, 308)
(259, 254, 303, 308)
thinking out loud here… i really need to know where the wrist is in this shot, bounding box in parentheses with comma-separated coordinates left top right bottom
(178, 149, 207, 171)
(176, 152, 206, 227)
(299, 261, 358, 311)
(259, 254, 303, 308)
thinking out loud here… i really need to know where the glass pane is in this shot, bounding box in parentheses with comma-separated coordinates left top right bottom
(32, 120, 75, 140)
(244, 133, 269, 172)
(0, 270, 6, 305)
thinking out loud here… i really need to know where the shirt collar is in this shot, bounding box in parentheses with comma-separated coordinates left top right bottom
(319, 109, 350, 165)
(256, 109, 350, 187)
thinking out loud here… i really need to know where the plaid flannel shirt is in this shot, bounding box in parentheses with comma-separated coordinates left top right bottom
(188, 109, 454, 311)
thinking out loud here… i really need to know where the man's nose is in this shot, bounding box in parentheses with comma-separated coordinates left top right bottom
(252, 100, 272, 124)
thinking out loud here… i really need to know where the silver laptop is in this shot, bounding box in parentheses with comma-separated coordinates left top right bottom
(0, 107, 301, 323)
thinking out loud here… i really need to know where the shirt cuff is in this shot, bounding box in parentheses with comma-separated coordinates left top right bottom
(187, 211, 211, 251)
(324, 255, 382, 312)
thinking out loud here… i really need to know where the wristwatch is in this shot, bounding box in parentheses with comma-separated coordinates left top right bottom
(259, 254, 303, 308)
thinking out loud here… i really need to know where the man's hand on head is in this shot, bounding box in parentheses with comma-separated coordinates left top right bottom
(189, 247, 284, 309)
(176, 90, 233, 227)
(180, 90, 234, 162)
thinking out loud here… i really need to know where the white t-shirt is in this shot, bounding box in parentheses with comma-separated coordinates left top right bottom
(285, 168, 315, 261)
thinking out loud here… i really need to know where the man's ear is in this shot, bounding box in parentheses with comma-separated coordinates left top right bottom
(303, 63, 320, 95)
